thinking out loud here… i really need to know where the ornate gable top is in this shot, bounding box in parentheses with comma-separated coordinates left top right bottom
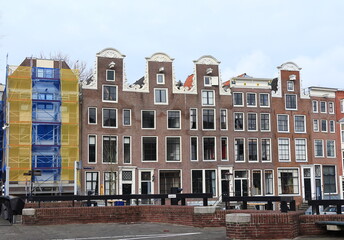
(97, 48, 126, 58)
(277, 62, 302, 71)
(146, 52, 174, 62)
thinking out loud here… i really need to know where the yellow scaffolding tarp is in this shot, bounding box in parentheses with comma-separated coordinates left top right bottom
(7, 66, 32, 181)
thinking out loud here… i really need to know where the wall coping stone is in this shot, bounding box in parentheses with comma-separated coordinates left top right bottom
(22, 208, 36, 216)
(226, 213, 251, 223)
(194, 206, 216, 214)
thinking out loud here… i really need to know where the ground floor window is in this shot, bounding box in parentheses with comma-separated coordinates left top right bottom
(104, 172, 116, 195)
(252, 170, 262, 195)
(234, 170, 248, 196)
(323, 166, 336, 194)
(86, 172, 99, 195)
(159, 170, 181, 194)
(191, 169, 216, 196)
(278, 169, 299, 195)
(264, 170, 274, 195)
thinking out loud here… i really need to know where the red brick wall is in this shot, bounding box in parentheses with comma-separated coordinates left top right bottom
(299, 214, 344, 235)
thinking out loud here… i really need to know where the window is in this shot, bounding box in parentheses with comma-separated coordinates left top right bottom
(294, 115, 305, 133)
(320, 101, 326, 113)
(295, 139, 307, 162)
(104, 172, 116, 195)
(123, 136, 131, 164)
(252, 170, 262, 195)
(328, 102, 334, 114)
(342, 123, 344, 143)
(234, 112, 244, 131)
(86, 172, 99, 195)
(88, 135, 96, 163)
(190, 137, 198, 161)
(220, 109, 227, 130)
(102, 108, 117, 128)
(142, 110, 155, 129)
(167, 111, 180, 129)
(190, 109, 197, 130)
(88, 107, 97, 124)
(277, 115, 289, 132)
(312, 100, 318, 113)
(166, 137, 181, 162)
(261, 139, 271, 162)
(285, 94, 297, 110)
(278, 138, 290, 162)
(313, 119, 319, 132)
(321, 120, 327, 132)
(203, 137, 215, 161)
(103, 85, 117, 102)
(327, 140, 335, 158)
(248, 139, 258, 162)
(314, 140, 324, 157)
(154, 89, 167, 104)
(341, 99, 344, 113)
(106, 70, 115, 81)
(323, 166, 336, 194)
(247, 93, 256, 106)
(234, 138, 244, 162)
(123, 109, 131, 126)
(192, 170, 216, 196)
(202, 109, 215, 130)
(287, 81, 294, 91)
(264, 170, 273, 195)
(234, 171, 248, 196)
(102, 136, 117, 163)
(329, 120, 335, 133)
(247, 113, 257, 131)
(157, 73, 165, 84)
(202, 90, 214, 106)
(221, 137, 228, 161)
(278, 169, 299, 195)
(142, 137, 157, 161)
(233, 92, 243, 106)
(192, 170, 203, 193)
(260, 113, 270, 131)
(204, 76, 211, 86)
(259, 93, 269, 107)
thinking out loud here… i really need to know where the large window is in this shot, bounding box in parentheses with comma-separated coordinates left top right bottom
(142, 110, 155, 129)
(203, 109, 215, 130)
(248, 139, 258, 162)
(154, 89, 167, 104)
(247, 113, 257, 131)
(312, 100, 318, 113)
(327, 140, 335, 158)
(295, 139, 307, 162)
(233, 92, 243, 106)
(323, 166, 336, 194)
(294, 115, 305, 133)
(277, 115, 289, 132)
(104, 172, 116, 195)
(103, 85, 117, 102)
(278, 169, 299, 195)
(260, 113, 270, 131)
(320, 101, 326, 113)
(278, 138, 290, 162)
(190, 108, 197, 130)
(264, 170, 274, 195)
(202, 90, 215, 106)
(259, 93, 269, 107)
(102, 136, 117, 163)
(103, 108, 117, 128)
(190, 137, 198, 161)
(123, 109, 131, 126)
(88, 107, 97, 124)
(285, 94, 297, 110)
(252, 170, 262, 195)
(234, 138, 244, 162)
(234, 112, 244, 131)
(247, 93, 256, 106)
(86, 172, 99, 195)
(106, 70, 115, 81)
(220, 109, 227, 130)
(221, 137, 228, 161)
(168, 111, 181, 129)
(123, 136, 131, 164)
(261, 139, 271, 162)
(203, 137, 216, 161)
(192, 170, 216, 196)
(314, 140, 324, 157)
(166, 137, 181, 162)
(142, 137, 157, 161)
(88, 135, 96, 163)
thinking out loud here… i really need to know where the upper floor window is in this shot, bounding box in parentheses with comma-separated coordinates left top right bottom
(166, 137, 181, 162)
(190, 108, 197, 130)
(168, 110, 181, 129)
(341, 99, 344, 113)
(234, 138, 245, 162)
(203, 137, 216, 161)
(312, 100, 318, 113)
(220, 109, 227, 130)
(103, 85, 117, 102)
(123, 109, 131, 126)
(142, 137, 157, 161)
(88, 107, 97, 124)
(314, 140, 324, 157)
(329, 120, 335, 133)
(234, 112, 244, 131)
(204, 76, 211, 86)
(260, 113, 270, 131)
(277, 114, 289, 132)
(106, 70, 115, 81)
(248, 139, 258, 162)
(321, 120, 327, 132)
(295, 138, 307, 162)
(294, 115, 306, 133)
(247, 93, 256, 107)
(102, 108, 117, 128)
(157, 73, 165, 84)
(327, 140, 335, 158)
(154, 88, 168, 104)
(285, 94, 297, 110)
(313, 119, 319, 132)
(328, 102, 334, 114)
(102, 136, 117, 163)
(278, 138, 290, 162)
(203, 109, 215, 130)
(259, 93, 269, 107)
(202, 90, 215, 106)
(247, 113, 257, 131)
(320, 101, 327, 113)
(287, 81, 294, 91)
(142, 110, 155, 129)
(233, 92, 243, 106)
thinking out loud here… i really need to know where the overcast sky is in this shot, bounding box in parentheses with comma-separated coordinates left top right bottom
(1, 0, 343, 89)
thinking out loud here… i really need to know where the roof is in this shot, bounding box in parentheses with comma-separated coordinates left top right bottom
(183, 74, 194, 88)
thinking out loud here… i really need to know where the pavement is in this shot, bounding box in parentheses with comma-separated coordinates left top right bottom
(0, 220, 343, 240)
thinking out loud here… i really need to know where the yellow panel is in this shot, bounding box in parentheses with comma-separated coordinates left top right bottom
(60, 147, 79, 181)
(60, 69, 79, 102)
(9, 101, 32, 123)
(61, 103, 79, 124)
(9, 124, 31, 146)
(61, 124, 79, 146)
(8, 66, 32, 100)
(9, 147, 31, 181)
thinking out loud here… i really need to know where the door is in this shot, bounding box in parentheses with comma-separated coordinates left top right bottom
(303, 168, 312, 201)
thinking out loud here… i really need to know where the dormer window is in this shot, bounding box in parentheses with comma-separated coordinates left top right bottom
(287, 81, 294, 91)
(204, 76, 211, 86)
(106, 70, 115, 81)
(157, 74, 165, 84)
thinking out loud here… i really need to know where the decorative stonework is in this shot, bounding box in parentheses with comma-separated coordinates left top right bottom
(123, 61, 149, 92)
(146, 52, 174, 62)
(194, 55, 221, 65)
(96, 48, 126, 59)
(278, 62, 302, 71)
(82, 59, 97, 89)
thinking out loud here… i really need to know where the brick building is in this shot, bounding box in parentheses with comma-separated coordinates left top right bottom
(80, 48, 343, 205)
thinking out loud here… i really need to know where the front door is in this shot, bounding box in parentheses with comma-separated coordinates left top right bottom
(303, 168, 312, 201)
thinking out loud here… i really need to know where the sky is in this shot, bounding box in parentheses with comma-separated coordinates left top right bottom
(0, 0, 344, 89)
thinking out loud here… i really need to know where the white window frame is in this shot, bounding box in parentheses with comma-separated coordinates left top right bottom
(278, 138, 290, 162)
(234, 138, 245, 162)
(247, 113, 258, 132)
(326, 140, 336, 158)
(141, 110, 156, 129)
(312, 100, 318, 113)
(287, 81, 294, 91)
(285, 94, 297, 110)
(252, 170, 263, 196)
(234, 112, 244, 131)
(154, 88, 168, 105)
(123, 109, 131, 126)
(221, 136, 229, 161)
(88, 134, 97, 164)
(102, 135, 118, 164)
(102, 108, 118, 128)
(246, 93, 257, 107)
(233, 92, 244, 107)
(167, 110, 181, 130)
(202, 136, 216, 161)
(313, 119, 319, 132)
(190, 136, 198, 162)
(329, 120, 335, 133)
(201, 90, 215, 106)
(202, 108, 216, 130)
(104, 171, 118, 195)
(277, 168, 300, 196)
(106, 69, 115, 81)
(294, 115, 306, 133)
(88, 107, 97, 125)
(277, 114, 289, 133)
(220, 109, 228, 130)
(261, 138, 271, 162)
(141, 136, 158, 162)
(157, 73, 165, 84)
(190, 108, 198, 130)
(314, 139, 324, 158)
(321, 119, 327, 132)
(102, 85, 118, 103)
(248, 138, 259, 162)
(191, 169, 218, 197)
(166, 136, 182, 162)
(320, 101, 327, 113)
(295, 138, 307, 162)
(264, 169, 274, 195)
(260, 113, 270, 132)
(85, 171, 100, 195)
(123, 136, 131, 164)
(329, 102, 334, 114)
(259, 93, 270, 107)
(204, 76, 211, 87)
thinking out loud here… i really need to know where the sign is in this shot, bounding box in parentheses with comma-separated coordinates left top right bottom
(168, 194, 177, 199)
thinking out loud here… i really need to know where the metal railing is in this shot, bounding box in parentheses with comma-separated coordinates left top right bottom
(308, 199, 344, 215)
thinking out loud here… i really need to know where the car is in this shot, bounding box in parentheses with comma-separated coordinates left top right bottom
(322, 206, 344, 215)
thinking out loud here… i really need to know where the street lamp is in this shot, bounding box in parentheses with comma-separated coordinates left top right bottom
(224, 172, 233, 196)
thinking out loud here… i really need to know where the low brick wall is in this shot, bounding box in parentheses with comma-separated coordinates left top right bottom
(25, 201, 83, 208)
(299, 214, 344, 235)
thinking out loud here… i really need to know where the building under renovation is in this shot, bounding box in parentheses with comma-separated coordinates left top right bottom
(2, 58, 79, 195)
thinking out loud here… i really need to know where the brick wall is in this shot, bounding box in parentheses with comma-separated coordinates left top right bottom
(299, 214, 344, 235)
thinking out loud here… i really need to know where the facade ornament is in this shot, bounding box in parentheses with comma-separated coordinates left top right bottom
(96, 48, 126, 59)
(146, 52, 174, 62)
(277, 62, 302, 71)
(193, 55, 220, 65)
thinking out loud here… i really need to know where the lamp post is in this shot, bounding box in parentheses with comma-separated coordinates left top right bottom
(225, 171, 233, 197)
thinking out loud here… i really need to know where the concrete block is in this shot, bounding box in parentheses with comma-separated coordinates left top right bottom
(194, 206, 216, 214)
(22, 208, 36, 216)
(226, 213, 251, 223)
